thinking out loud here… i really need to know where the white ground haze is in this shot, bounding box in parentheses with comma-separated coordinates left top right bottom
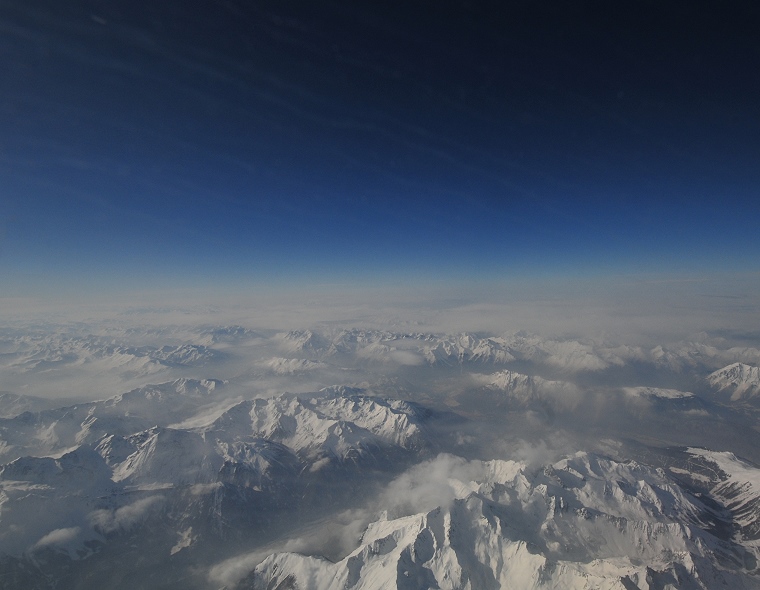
(2, 273, 759, 402)
(4, 272, 759, 335)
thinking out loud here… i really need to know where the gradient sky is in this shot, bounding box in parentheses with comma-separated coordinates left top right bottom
(2, 1, 759, 294)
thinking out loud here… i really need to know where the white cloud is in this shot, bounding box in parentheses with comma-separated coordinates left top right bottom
(208, 549, 274, 588)
(89, 496, 165, 533)
(32, 527, 81, 550)
(207, 508, 370, 588)
(379, 454, 483, 518)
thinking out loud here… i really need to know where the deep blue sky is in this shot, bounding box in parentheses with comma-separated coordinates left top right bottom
(2, 1, 759, 293)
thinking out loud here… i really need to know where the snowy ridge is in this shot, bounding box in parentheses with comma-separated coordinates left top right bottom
(5, 327, 760, 396)
(103, 427, 222, 485)
(498, 332, 615, 371)
(4, 333, 217, 375)
(0, 387, 434, 565)
(0, 392, 52, 418)
(415, 331, 610, 369)
(688, 448, 760, 544)
(650, 344, 760, 373)
(270, 329, 760, 373)
(275, 330, 616, 370)
(258, 357, 324, 375)
(205, 390, 427, 462)
(424, 333, 516, 365)
(277, 330, 332, 356)
(424, 332, 610, 369)
(649, 343, 723, 372)
(0, 380, 427, 472)
(0, 378, 225, 461)
(622, 387, 694, 400)
(708, 363, 760, 401)
(249, 452, 759, 589)
(0, 446, 117, 556)
(477, 370, 581, 409)
(195, 325, 262, 345)
(107, 377, 222, 409)
(618, 387, 709, 416)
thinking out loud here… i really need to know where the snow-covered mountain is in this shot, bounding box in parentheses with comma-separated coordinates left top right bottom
(0, 379, 435, 571)
(620, 387, 711, 415)
(195, 325, 263, 346)
(277, 330, 333, 356)
(649, 343, 760, 373)
(474, 370, 582, 411)
(6, 326, 760, 405)
(423, 333, 516, 365)
(272, 329, 620, 371)
(708, 363, 760, 401)
(257, 357, 325, 375)
(0, 378, 225, 461)
(3, 333, 218, 375)
(0, 392, 53, 418)
(686, 448, 760, 544)
(422, 332, 618, 370)
(247, 452, 760, 589)
(3, 319, 760, 588)
(622, 386, 695, 400)
(205, 390, 429, 463)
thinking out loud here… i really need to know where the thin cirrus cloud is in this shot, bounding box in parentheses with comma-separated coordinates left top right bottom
(1, 1, 758, 294)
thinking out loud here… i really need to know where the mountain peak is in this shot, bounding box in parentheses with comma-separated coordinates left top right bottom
(709, 363, 760, 401)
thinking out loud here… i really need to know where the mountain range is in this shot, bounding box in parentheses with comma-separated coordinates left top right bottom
(1, 323, 760, 588)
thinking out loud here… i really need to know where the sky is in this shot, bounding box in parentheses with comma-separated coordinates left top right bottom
(1, 1, 759, 295)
